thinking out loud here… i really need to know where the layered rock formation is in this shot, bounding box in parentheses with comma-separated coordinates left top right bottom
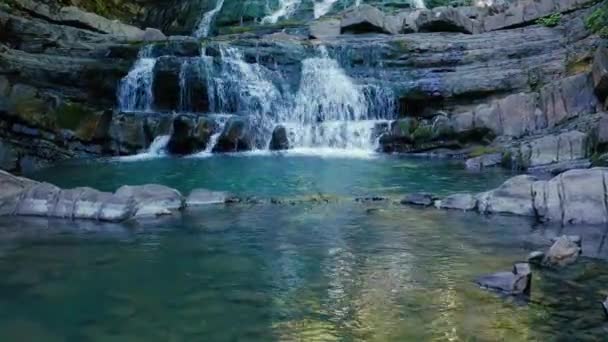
(0, 0, 607, 173)
(431, 167, 608, 226)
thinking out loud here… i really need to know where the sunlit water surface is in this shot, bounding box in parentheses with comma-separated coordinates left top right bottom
(0, 155, 606, 341)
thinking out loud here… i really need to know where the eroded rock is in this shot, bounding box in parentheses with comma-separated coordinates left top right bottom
(437, 193, 477, 211)
(115, 184, 184, 217)
(542, 235, 582, 267)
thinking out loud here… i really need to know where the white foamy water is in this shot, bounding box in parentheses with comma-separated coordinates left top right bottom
(261, 0, 302, 24)
(193, 0, 225, 38)
(412, 0, 426, 9)
(117, 47, 157, 113)
(314, 0, 339, 18)
(113, 135, 170, 162)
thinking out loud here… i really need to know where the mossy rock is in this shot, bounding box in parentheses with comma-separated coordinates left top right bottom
(52, 102, 96, 131)
(411, 125, 433, 143)
(12, 98, 51, 128)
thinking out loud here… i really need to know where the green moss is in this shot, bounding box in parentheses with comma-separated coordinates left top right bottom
(565, 56, 593, 75)
(586, 4, 608, 38)
(501, 151, 513, 168)
(469, 145, 500, 158)
(411, 125, 433, 143)
(12, 98, 51, 128)
(536, 13, 562, 27)
(52, 102, 96, 131)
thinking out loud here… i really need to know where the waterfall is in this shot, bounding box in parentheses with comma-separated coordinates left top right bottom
(261, 0, 302, 24)
(115, 135, 170, 161)
(204, 46, 286, 148)
(193, 0, 225, 38)
(197, 45, 394, 152)
(412, 0, 426, 9)
(117, 47, 156, 113)
(277, 47, 393, 151)
(314, 0, 339, 18)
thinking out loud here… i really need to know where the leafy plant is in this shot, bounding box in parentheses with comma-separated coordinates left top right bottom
(536, 13, 561, 27)
(586, 4, 608, 38)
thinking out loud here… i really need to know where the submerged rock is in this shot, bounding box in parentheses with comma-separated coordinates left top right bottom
(400, 193, 435, 206)
(465, 153, 502, 171)
(186, 189, 230, 206)
(475, 262, 531, 296)
(115, 184, 185, 217)
(542, 235, 582, 267)
(437, 193, 477, 211)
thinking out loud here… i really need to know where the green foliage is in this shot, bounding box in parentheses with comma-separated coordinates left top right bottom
(536, 13, 561, 27)
(586, 4, 608, 38)
(411, 125, 433, 142)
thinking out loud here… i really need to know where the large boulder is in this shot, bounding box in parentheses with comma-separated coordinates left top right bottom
(212, 118, 252, 153)
(476, 175, 537, 216)
(416, 7, 477, 34)
(532, 168, 608, 225)
(340, 5, 395, 35)
(115, 184, 184, 217)
(542, 235, 582, 267)
(167, 115, 216, 155)
(269, 125, 289, 151)
(592, 47, 608, 102)
(48, 187, 136, 222)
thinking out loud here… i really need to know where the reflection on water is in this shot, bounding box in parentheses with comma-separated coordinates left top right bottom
(0, 204, 607, 341)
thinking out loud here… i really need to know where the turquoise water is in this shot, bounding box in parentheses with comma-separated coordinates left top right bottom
(27, 154, 512, 197)
(1, 155, 607, 340)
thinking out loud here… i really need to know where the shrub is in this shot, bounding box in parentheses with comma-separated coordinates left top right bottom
(536, 13, 561, 27)
(586, 5, 608, 38)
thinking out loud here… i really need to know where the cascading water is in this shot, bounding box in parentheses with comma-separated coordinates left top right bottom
(276, 47, 394, 151)
(117, 46, 156, 112)
(412, 0, 427, 9)
(261, 0, 302, 24)
(203, 46, 287, 148)
(193, 0, 225, 38)
(314, 0, 339, 18)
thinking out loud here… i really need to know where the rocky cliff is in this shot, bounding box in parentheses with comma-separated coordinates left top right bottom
(0, 0, 607, 173)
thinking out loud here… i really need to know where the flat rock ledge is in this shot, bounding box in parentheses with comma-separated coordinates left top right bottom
(0, 170, 227, 223)
(412, 167, 608, 226)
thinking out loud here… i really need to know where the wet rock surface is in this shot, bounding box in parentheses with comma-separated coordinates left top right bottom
(475, 262, 532, 296)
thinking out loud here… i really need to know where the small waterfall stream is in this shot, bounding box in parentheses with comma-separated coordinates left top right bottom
(261, 0, 302, 24)
(193, 0, 225, 38)
(117, 46, 156, 112)
(314, 0, 339, 18)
